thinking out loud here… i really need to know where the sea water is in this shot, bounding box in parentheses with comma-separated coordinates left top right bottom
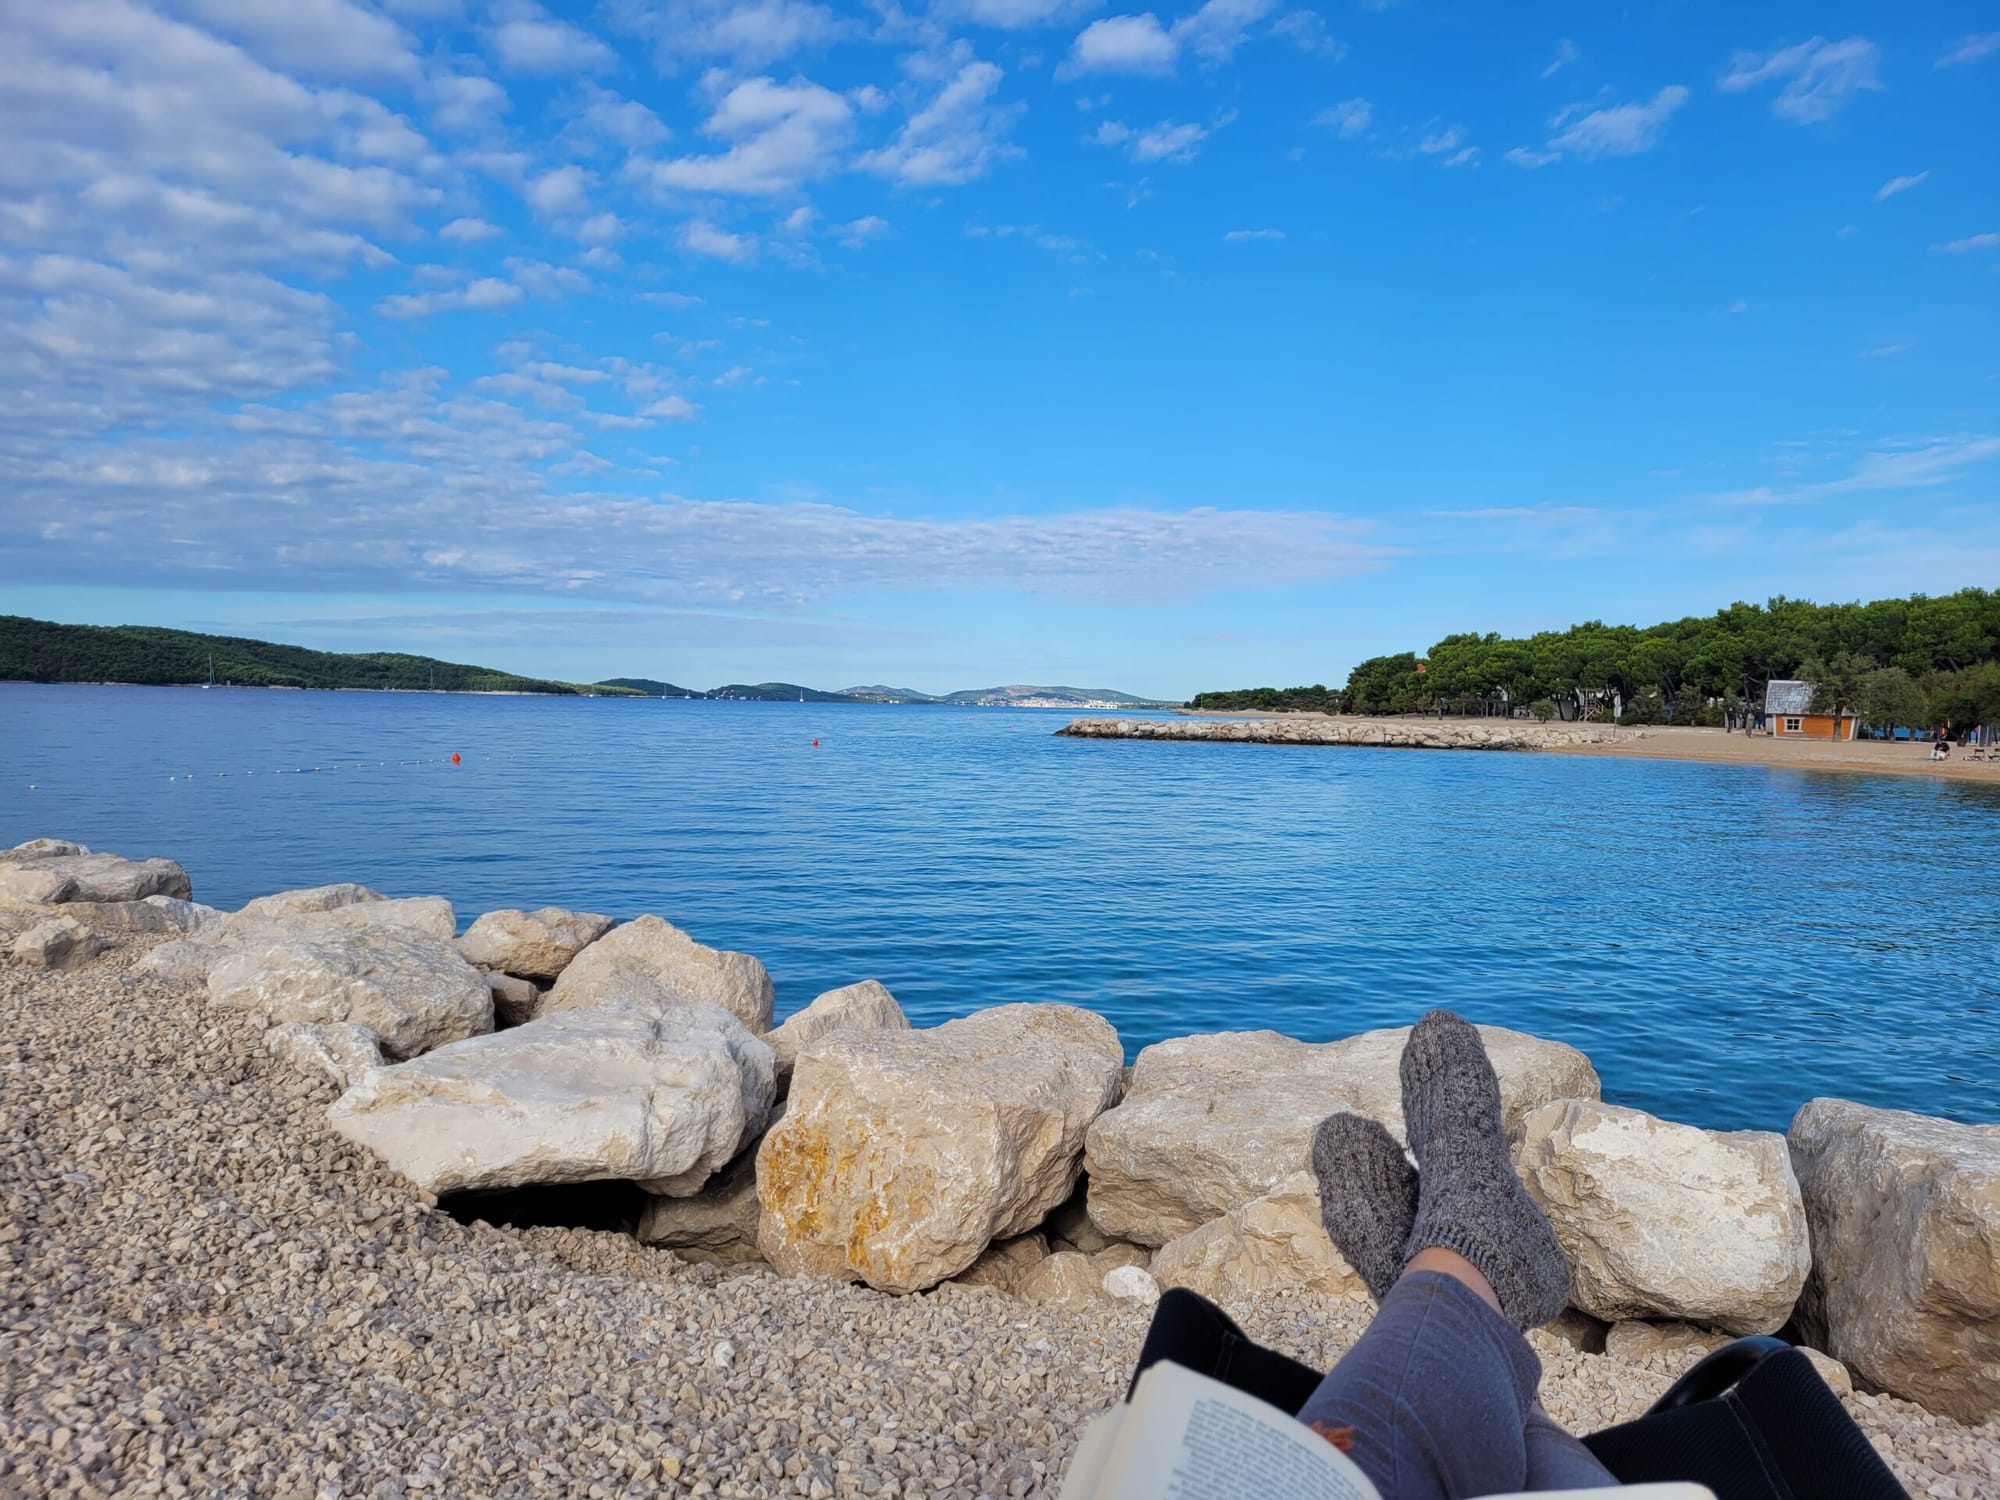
(4, 682, 1995, 1132)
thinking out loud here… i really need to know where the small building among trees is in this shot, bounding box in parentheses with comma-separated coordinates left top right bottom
(1764, 679, 1859, 741)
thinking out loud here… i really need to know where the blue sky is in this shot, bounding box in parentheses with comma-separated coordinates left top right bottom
(1, 0, 1995, 697)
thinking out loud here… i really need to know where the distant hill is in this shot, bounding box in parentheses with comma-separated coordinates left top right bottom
(595, 677, 705, 698)
(0, 616, 640, 696)
(709, 683, 873, 703)
(942, 685, 1170, 707)
(837, 685, 942, 702)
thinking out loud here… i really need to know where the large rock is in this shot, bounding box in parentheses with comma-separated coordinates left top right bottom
(954, 1233, 1052, 1294)
(1017, 1250, 1106, 1308)
(1151, 1171, 1367, 1306)
(1515, 1099, 1809, 1335)
(545, 915, 773, 1033)
(207, 928, 492, 1059)
(764, 980, 908, 1083)
(0, 838, 90, 862)
(1086, 1024, 1599, 1245)
(756, 1004, 1123, 1292)
(1604, 1321, 1731, 1368)
(0, 851, 191, 904)
(136, 895, 455, 984)
(11, 916, 105, 970)
(483, 971, 541, 1027)
(329, 1002, 774, 1197)
(636, 1142, 766, 1263)
(264, 1021, 384, 1090)
(1788, 1097, 2000, 1422)
(238, 883, 384, 920)
(458, 906, 613, 982)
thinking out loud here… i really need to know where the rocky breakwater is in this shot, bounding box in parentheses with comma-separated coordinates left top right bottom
(1056, 717, 1640, 750)
(4, 833, 1999, 1433)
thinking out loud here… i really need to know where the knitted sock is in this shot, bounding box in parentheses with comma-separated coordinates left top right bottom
(1400, 1009, 1571, 1329)
(1310, 1112, 1420, 1304)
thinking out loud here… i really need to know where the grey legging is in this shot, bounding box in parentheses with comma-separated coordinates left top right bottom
(1295, 1270, 1619, 1497)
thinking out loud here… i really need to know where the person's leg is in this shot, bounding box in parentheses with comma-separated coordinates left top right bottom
(1294, 1269, 1542, 1500)
(1523, 1405, 1619, 1490)
(1302, 1013, 1585, 1496)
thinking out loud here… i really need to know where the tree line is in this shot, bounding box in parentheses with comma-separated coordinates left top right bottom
(1188, 589, 2000, 732)
(0, 616, 640, 696)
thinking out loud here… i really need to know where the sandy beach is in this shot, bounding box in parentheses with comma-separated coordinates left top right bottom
(1177, 712, 2000, 785)
(4, 938, 1997, 1497)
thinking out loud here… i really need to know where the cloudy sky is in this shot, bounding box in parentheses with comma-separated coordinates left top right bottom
(1, 0, 1995, 696)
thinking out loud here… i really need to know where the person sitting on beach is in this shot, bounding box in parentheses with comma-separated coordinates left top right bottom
(1932, 731, 1951, 761)
(1298, 1010, 1624, 1496)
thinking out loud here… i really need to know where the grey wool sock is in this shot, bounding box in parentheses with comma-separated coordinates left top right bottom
(1311, 1112, 1419, 1303)
(1400, 1009, 1572, 1329)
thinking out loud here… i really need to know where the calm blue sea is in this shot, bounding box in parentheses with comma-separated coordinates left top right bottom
(4, 682, 1996, 1132)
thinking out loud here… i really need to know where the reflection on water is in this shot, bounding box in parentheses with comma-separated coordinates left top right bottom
(4, 682, 1996, 1132)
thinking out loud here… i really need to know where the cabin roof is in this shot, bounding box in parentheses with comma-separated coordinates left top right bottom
(1765, 679, 1814, 715)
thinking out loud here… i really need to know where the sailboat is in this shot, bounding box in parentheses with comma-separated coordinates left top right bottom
(202, 653, 215, 689)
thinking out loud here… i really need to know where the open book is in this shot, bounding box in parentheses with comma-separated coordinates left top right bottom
(1059, 1361, 1714, 1500)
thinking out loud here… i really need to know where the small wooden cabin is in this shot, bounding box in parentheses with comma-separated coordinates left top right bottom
(1764, 679, 1859, 741)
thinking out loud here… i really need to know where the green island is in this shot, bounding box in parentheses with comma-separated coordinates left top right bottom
(1190, 588, 2000, 730)
(0, 616, 643, 697)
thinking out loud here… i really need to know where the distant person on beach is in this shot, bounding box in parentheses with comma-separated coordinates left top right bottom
(1299, 1011, 1617, 1495)
(1933, 731, 1951, 761)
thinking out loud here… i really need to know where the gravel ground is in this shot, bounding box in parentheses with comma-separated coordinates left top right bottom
(3, 944, 1996, 1499)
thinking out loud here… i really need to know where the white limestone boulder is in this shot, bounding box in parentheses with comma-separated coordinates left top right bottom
(0, 851, 191, 904)
(12, 916, 105, 970)
(457, 906, 613, 982)
(329, 1002, 775, 1197)
(1103, 1265, 1161, 1305)
(756, 1003, 1123, 1292)
(207, 927, 492, 1059)
(636, 1119, 777, 1265)
(237, 883, 385, 920)
(137, 895, 456, 984)
(1150, 1171, 1367, 1306)
(1788, 1097, 2000, 1422)
(545, 914, 773, 1033)
(1604, 1321, 1731, 1368)
(1515, 1099, 1809, 1335)
(954, 1233, 1053, 1294)
(765, 979, 908, 1083)
(264, 1021, 384, 1090)
(1017, 1250, 1106, 1308)
(483, 971, 541, 1027)
(1086, 1024, 1599, 1245)
(0, 838, 90, 862)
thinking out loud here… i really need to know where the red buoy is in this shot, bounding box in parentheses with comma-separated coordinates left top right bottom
(812, 738, 819, 747)
(451, 752, 461, 764)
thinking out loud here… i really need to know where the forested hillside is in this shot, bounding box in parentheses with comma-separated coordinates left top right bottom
(1191, 589, 2000, 729)
(0, 617, 639, 696)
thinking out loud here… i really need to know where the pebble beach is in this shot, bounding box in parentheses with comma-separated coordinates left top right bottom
(5, 940, 1997, 1499)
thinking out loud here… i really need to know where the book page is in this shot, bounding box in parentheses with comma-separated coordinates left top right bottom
(1099, 1363, 1381, 1500)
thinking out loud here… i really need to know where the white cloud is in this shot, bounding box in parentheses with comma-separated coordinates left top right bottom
(1269, 11, 1342, 58)
(641, 394, 701, 420)
(1313, 98, 1371, 137)
(429, 73, 510, 134)
(1222, 228, 1282, 241)
(614, 0, 848, 69)
(376, 277, 526, 318)
(1711, 436, 2000, 506)
(839, 215, 889, 247)
(679, 217, 755, 260)
(1060, 0, 1279, 75)
(1062, 14, 1178, 75)
(857, 60, 1022, 187)
(642, 76, 853, 196)
(503, 257, 589, 296)
(571, 85, 671, 149)
(577, 212, 622, 243)
(440, 216, 501, 242)
(488, 8, 618, 73)
(178, 0, 420, 81)
(1937, 232, 2000, 254)
(636, 290, 705, 308)
(1861, 342, 1913, 359)
(1936, 31, 2000, 67)
(1092, 118, 1208, 164)
(1540, 38, 1577, 79)
(1874, 171, 1927, 202)
(1514, 85, 1687, 164)
(526, 165, 591, 216)
(1718, 37, 1881, 124)
(933, 0, 1097, 28)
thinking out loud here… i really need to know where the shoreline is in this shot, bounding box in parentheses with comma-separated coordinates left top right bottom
(1141, 712, 2000, 786)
